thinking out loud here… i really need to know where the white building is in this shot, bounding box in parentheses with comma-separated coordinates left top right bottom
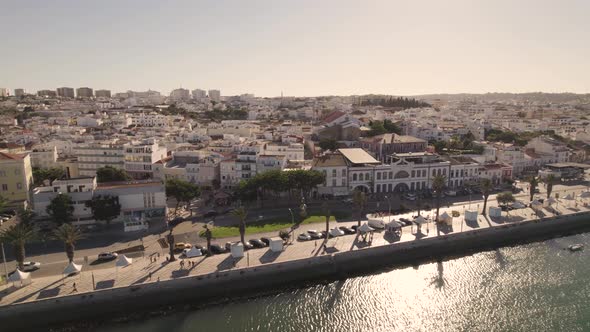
(192, 89, 207, 100)
(29, 146, 58, 169)
(0, 88, 10, 97)
(123, 140, 167, 179)
(169, 88, 190, 102)
(74, 143, 125, 177)
(208, 89, 221, 102)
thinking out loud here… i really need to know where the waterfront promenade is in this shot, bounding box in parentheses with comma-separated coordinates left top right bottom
(2, 187, 589, 307)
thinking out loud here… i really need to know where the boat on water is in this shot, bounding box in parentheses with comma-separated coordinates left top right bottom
(568, 244, 584, 252)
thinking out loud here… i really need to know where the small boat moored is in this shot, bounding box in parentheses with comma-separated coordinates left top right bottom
(568, 244, 584, 252)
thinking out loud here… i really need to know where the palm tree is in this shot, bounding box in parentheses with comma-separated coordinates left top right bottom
(231, 207, 248, 246)
(322, 202, 330, 240)
(527, 176, 539, 202)
(352, 189, 367, 227)
(432, 175, 447, 222)
(0, 223, 36, 271)
(544, 174, 557, 199)
(480, 178, 493, 216)
(53, 224, 83, 263)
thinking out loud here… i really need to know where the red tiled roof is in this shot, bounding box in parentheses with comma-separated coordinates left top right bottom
(321, 111, 346, 124)
(0, 152, 26, 160)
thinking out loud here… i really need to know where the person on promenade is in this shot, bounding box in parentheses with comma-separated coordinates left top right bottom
(73, 282, 77, 293)
(149, 272, 152, 280)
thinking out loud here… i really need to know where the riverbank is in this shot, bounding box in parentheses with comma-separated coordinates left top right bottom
(1, 197, 590, 330)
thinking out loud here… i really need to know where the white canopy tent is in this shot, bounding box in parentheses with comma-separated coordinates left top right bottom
(511, 201, 527, 209)
(464, 210, 478, 222)
(116, 254, 133, 267)
(579, 191, 590, 199)
(439, 212, 453, 224)
(329, 228, 345, 237)
(185, 247, 202, 258)
(531, 200, 543, 210)
(563, 193, 575, 201)
(8, 269, 32, 287)
(414, 215, 428, 225)
(358, 223, 375, 234)
(63, 261, 82, 275)
(545, 197, 558, 206)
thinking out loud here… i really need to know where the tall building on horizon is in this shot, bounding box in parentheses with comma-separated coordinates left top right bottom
(14, 88, 26, 97)
(95, 89, 111, 98)
(192, 89, 207, 100)
(57, 87, 75, 98)
(37, 89, 57, 97)
(169, 88, 190, 102)
(0, 88, 9, 97)
(76, 87, 94, 98)
(208, 89, 221, 102)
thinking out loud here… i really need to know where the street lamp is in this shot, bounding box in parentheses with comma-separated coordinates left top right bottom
(1, 242, 8, 284)
(288, 208, 296, 243)
(384, 195, 392, 223)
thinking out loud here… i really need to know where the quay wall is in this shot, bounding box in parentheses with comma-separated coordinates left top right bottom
(1, 211, 590, 329)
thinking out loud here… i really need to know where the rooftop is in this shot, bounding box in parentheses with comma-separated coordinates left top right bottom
(338, 148, 380, 165)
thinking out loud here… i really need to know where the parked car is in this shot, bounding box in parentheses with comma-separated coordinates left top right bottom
(351, 225, 359, 232)
(174, 242, 192, 252)
(97, 252, 118, 261)
(444, 190, 457, 197)
(260, 237, 272, 246)
(399, 218, 412, 226)
(203, 210, 218, 218)
(22, 261, 41, 272)
(319, 230, 328, 239)
(341, 197, 353, 204)
(403, 193, 417, 201)
(298, 233, 312, 241)
(248, 238, 267, 248)
(210, 244, 227, 254)
(168, 217, 185, 227)
(307, 230, 322, 239)
(338, 226, 355, 235)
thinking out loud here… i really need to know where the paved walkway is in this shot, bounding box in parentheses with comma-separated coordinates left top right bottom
(2, 187, 589, 307)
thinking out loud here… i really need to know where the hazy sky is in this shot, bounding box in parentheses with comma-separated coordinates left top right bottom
(1, 0, 589, 96)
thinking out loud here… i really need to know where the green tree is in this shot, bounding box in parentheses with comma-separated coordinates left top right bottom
(527, 176, 539, 202)
(0, 223, 36, 271)
(16, 207, 35, 225)
(231, 207, 248, 246)
(480, 178, 493, 216)
(0, 195, 7, 212)
(543, 174, 558, 199)
(46, 193, 74, 224)
(496, 192, 516, 207)
(165, 178, 200, 216)
(96, 166, 131, 183)
(432, 175, 447, 222)
(318, 139, 338, 152)
(52, 224, 83, 263)
(85, 195, 121, 225)
(352, 189, 367, 227)
(32, 167, 66, 186)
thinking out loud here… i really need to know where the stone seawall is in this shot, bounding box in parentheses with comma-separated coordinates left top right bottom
(1, 211, 590, 330)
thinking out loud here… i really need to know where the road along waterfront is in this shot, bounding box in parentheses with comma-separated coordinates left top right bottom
(1, 198, 590, 330)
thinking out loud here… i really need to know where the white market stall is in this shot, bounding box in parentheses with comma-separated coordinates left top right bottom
(464, 210, 478, 222)
(8, 269, 32, 288)
(329, 228, 345, 237)
(269, 237, 283, 253)
(63, 261, 82, 276)
(231, 242, 244, 258)
(489, 206, 502, 218)
(185, 247, 202, 258)
(439, 211, 453, 225)
(116, 254, 133, 267)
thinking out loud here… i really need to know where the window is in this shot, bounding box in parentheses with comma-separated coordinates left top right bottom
(332, 169, 337, 177)
(422, 170, 426, 177)
(359, 173, 364, 181)
(2, 184, 7, 191)
(353, 173, 357, 181)
(432, 169, 436, 176)
(0, 171, 6, 177)
(377, 172, 381, 180)
(332, 179, 336, 187)
(389, 171, 393, 179)
(17, 183, 22, 190)
(342, 169, 346, 177)
(376, 184, 381, 192)
(411, 170, 415, 178)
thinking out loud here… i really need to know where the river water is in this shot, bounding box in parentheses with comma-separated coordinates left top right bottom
(94, 233, 590, 332)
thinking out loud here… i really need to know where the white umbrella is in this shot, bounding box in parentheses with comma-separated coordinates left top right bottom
(579, 192, 590, 198)
(511, 201, 526, 209)
(185, 247, 202, 258)
(116, 254, 133, 267)
(63, 261, 82, 275)
(8, 269, 31, 282)
(563, 194, 574, 200)
(358, 223, 374, 234)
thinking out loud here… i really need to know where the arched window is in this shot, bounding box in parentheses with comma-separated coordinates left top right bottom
(394, 170, 410, 179)
(353, 173, 357, 181)
(359, 173, 364, 181)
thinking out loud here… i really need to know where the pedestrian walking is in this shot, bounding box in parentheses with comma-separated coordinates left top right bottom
(73, 282, 77, 292)
(149, 272, 152, 280)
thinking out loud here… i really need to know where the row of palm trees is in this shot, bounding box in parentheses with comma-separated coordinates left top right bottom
(0, 222, 82, 272)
